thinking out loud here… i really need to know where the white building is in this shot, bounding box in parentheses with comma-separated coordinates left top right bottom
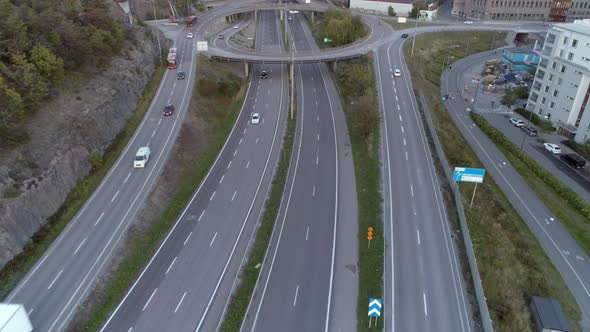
(349, 0, 415, 16)
(526, 19, 590, 142)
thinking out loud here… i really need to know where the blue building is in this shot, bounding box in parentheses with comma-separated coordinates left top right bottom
(502, 49, 540, 72)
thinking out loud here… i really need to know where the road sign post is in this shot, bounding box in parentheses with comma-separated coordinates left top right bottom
(453, 167, 486, 208)
(368, 298, 382, 328)
(367, 227, 373, 249)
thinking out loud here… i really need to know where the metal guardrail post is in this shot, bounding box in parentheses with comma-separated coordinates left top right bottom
(418, 90, 494, 332)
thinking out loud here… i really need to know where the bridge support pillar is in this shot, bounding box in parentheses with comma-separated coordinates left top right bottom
(255, 10, 258, 22)
(280, 9, 284, 21)
(311, 11, 315, 24)
(244, 62, 249, 77)
(330, 60, 337, 72)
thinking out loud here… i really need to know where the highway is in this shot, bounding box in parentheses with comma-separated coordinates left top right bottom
(5, 19, 200, 332)
(442, 49, 590, 328)
(376, 26, 473, 332)
(240, 11, 359, 332)
(100, 9, 288, 332)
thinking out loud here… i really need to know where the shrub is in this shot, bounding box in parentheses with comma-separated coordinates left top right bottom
(88, 152, 103, 170)
(562, 140, 590, 161)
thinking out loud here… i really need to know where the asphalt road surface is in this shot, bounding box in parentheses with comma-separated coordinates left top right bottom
(100, 10, 288, 332)
(376, 27, 473, 332)
(443, 49, 590, 329)
(240, 12, 358, 332)
(5, 20, 199, 332)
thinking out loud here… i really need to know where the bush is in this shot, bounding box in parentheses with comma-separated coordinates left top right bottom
(88, 152, 103, 170)
(562, 140, 590, 161)
(388, 5, 397, 16)
(2, 186, 20, 198)
(315, 9, 367, 47)
(514, 108, 554, 132)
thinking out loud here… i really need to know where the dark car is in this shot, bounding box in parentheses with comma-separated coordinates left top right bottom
(163, 104, 174, 116)
(218, 34, 224, 39)
(521, 125, 537, 136)
(260, 70, 268, 79)
(401, 33, 409, 38)
(560, 153, 586, 169)
(176, 70, 185, 80)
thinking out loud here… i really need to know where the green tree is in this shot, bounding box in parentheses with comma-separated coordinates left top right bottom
(501, 89, 517, 110)
(514, 86, 529, 99)
(0, 75, 25, 127)
(30, 45, 65, 83)
(388, 5, 397, 16)
(409, 1, 427, 18)
(338, 63, 371, 98)
(0, 0, 29, 57)
(4, 53, 48, 109)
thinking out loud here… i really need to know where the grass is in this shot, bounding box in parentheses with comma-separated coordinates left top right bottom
(332, 56, 384, 332)
(0, 63, 167, 301)
(80, 56, 246, 331)
(220, 68, 296, 332)
(404, 31, 581, 331)
(382, 19, 448, 31)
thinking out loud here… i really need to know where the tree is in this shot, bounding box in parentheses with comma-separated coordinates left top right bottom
(409, 1, 427, 18)
(338, 63, 371, 98)
(514, 86, 529, 99)
(388, 5, 397, 16)
(501, 89, 517, 110)
(0, 75, 24, 127)
(30, 45, 64, 83)
(352, 95, 378, 140)
(4, 53, 48, 109)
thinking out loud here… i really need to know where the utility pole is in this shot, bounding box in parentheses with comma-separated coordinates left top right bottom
(288, 14, 295, 120)
(411, 11, 419, 56)
(519, 107, 535, 150)
(152, 0, 162, 62)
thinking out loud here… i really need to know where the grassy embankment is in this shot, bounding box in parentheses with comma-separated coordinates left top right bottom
(333, 56, 383, 331)
(404, 31, 581, 331)
(80, 56, 247, 330)
(0, 62, 166, 301)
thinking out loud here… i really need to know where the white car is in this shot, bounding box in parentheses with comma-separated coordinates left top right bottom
(394, 69, 401, 77)
(510, 117, 525, 127)
(134, 146, 151, 168)
(544, 143, 562, 154)
(463, 20, 474, 24)
(251, 113, 260, 124)
(187, 32, 194, 39)
(233, 25, 239, 29)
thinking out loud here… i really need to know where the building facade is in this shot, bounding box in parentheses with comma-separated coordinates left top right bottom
(526, 20, 590, 142)
(568, 0, 590, 21)
(454, 0, 590, 20)
(349, 0, 415, 16)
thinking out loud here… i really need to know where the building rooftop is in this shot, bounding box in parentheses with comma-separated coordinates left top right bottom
(530, 296, 572, 332)
(553, 19, 590, 35)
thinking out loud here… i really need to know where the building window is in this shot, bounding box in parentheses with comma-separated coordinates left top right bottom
(548, 73, 554, 81)
(552, 61, 557, 69)
(541, 96, 547, 104)
(563, 36, 569, 44)
(553, 90, 559, 97)
(560, 64, 567, 73)
(531, 92, 539, 102)
(559, 49, 565, 57)
(545, 85, 550, 93)
(568, 52, 574, 60)
(572, 39, 578, 47)
(540, 57, 548, 68)
(533, 81, 542, 91)
(537, 69, 545, 80)
(550, 101, 555, 109)
(558, 77, 562, 85)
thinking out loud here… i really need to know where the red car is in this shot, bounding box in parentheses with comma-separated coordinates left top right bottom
(163, 104, 174, 116)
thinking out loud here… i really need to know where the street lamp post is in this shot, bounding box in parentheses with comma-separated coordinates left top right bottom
(411, 11, 420, 57)
(519, 108, 535, 150)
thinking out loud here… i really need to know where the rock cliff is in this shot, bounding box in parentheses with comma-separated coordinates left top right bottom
(0, 25, 160, 268)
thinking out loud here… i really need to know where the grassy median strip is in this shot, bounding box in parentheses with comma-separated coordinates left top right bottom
(0, 63, 167, 301)
(404, 31, 581, 331)
(80, 56, 246, 331)
(220, 69, 295, 332)
(332, 56, 383, 331)
(471, 113, 590, 254)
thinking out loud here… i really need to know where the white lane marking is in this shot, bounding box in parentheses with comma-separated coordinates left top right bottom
(246, 161, 250, 168)
(158, 118, 162, 125)
(231, 191, 237, 201)
(28, 309, 34, 316)
(111, 190, 120, 203)
(395, 95, 398, 101)
(243, 128, 247, 135)
(405, 151, 409, 161)
(397, 104, 400, 111)
(417, 230, 421, 245)
(95, 212, 105, 226)
(209, 232, 218, 247)
(174, 291, 187, 313)
(399, 114, 402, 121)
(401, 126, 405, 133)
(165, 257, 177, 275)
(123, 173, 132, 184)
(184, 232, 192, 246)
(312, 186, 316, 197)
(314, 87, 316, 93)
(127, 327, 133, 332)
(255, 97, 257, 104)
(142, 288, 157, 311)
(306, 226, 310, 241)
(316, 154, 319, 165)
(423, 293, 428, 316)
(403, 138, 407, 146)
(239, 138, 243, 145)
(262, 118, 264, 124)
(73, 238, 87, 256)
(266, 103, 268, 109)
(210, 191, 216, 201)
(219, 175, 225, 184)
(317, 133, 320, 141)
(293, 285, 299, 307)
(48, 270, 63, 290)
(198, 210, 205, 222)
(255, 137, 259, 144)
(151, 129, 157, 138)
(317, 115, 319, 122)
(234, 149, 238, 156)
(410, 184, 414, 197)
(227, 161, 232, 169)
(394, 87, 397, 93)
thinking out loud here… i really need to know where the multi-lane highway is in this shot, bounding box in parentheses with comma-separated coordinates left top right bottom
(443, 50, 590, 327)
(375, 26, 473, 332)
(100, 9, 288, 332)
(240, 11, 359, 332)
(5, 18, 200, 332)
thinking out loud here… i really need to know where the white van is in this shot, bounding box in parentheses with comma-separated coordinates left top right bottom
(134, 147, 151, 168)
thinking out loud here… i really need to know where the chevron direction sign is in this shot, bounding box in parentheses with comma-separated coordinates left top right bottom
(368, 298, 382, 317)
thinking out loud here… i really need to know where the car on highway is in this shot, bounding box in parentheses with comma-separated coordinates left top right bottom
(251, 113, 260, 124)
(464, 20, 474, 24)
(176, 70, 185, 80)
(163, 104, 174, 116)
(401, 33, 409, 38)
(187, 32, 193, 39)
(233, 25, 239, 29)
(260, 70, 268, 79)
(394, 69, 401, 77)
(544, 143, 562, 154)
(521, 125, 537, 136)
(510, 117, 525, 127)
(218, 34, 224, 39)
(134, 147, 151, 168)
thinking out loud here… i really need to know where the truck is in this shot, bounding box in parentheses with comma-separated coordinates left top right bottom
(0, 304, 33, 332)
(560, 153, 586, 169)
(167, 48, 177, 69)
(186, 15, 197, 27)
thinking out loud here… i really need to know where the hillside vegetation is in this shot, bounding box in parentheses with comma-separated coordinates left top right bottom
(312, 9, 367, 48)
(0, 0, 124, 146)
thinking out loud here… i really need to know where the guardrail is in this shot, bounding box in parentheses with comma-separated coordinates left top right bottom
(418, 90, 494, 332)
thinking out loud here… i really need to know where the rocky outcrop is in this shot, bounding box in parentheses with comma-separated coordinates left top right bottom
(0, 24, 161, 268)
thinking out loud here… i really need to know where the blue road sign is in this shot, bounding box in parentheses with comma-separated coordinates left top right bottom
(368, 298, 382, 317)
(453, 167, 486, 183)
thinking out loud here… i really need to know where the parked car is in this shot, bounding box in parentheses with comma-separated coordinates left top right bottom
(464, 20, 474, 24)
(560, 153, 586, 169)
(251, 113, 260, 124)
(176, 70, 185, 80)
(510, 117, 525, 127)
(521, 125, 537, 136)
(401, 33, 409, 38)
(394, 69, 401, 77)
(544, 143, 562, 154)
(163, 104, 174, 116)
